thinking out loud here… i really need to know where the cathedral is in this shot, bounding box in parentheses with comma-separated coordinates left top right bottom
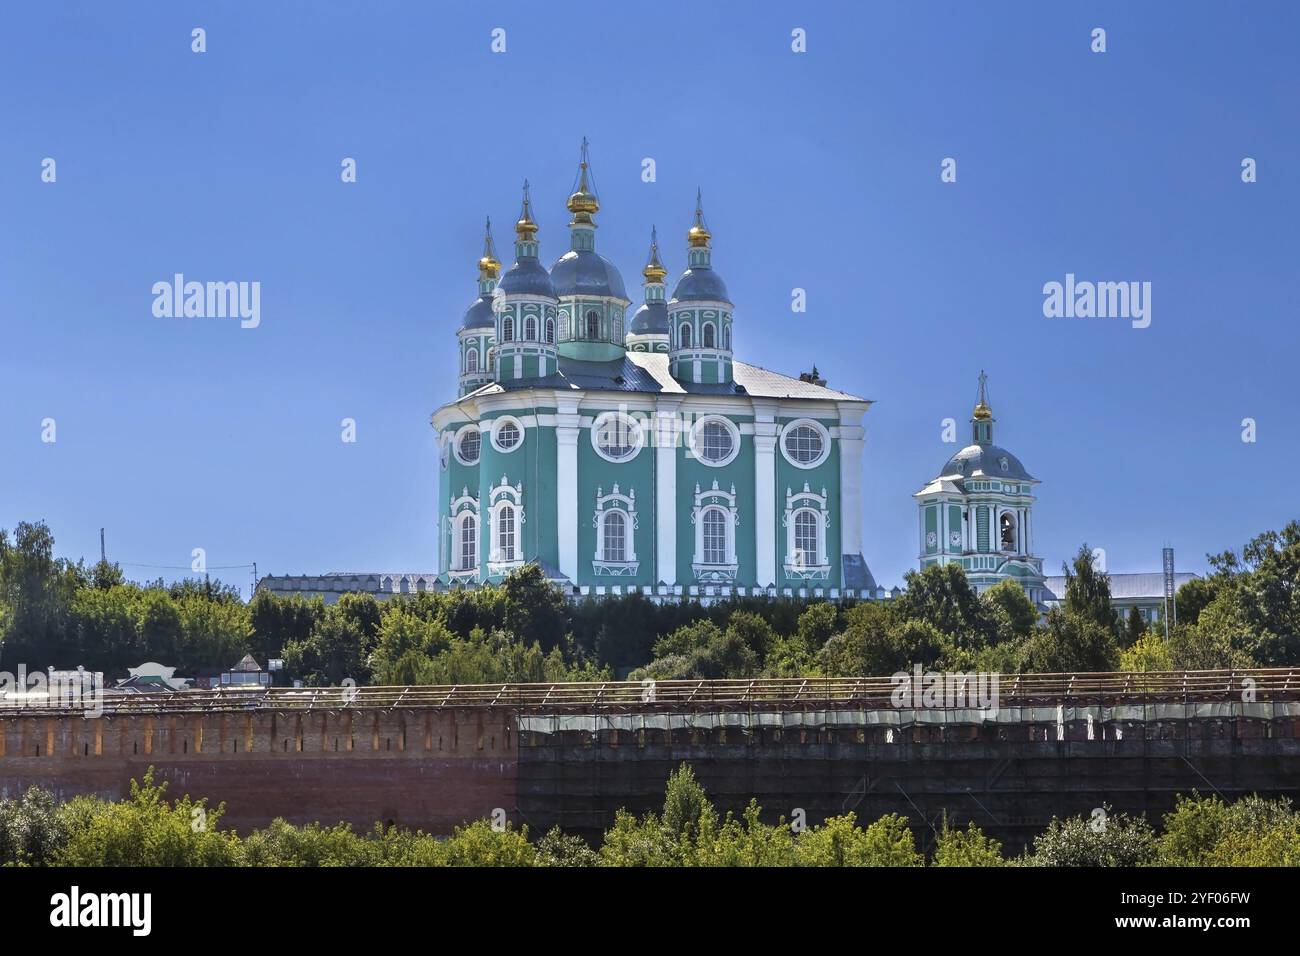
(913, 373, 1048, 605)
(430, 143, 876, 598)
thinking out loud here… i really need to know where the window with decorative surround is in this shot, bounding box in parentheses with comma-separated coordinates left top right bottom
(591, 484, 638, 576)
(783, 482, 830, 581)
(691, 480, 739, 582)
(447, 487, 480, 582)
(487, 476, 524, 573)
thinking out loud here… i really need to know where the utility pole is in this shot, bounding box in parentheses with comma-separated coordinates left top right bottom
(100, 528, 106, 563)
(251, 562, 258, 601)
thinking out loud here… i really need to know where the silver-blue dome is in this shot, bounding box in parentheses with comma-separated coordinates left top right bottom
(629, 300, 669, 335)
(550, 250, 628, 300)
(939, 444, 1035, 482)
(497, 257, 557, 298)
(670, 267, 730, 303)
(461, 293, 495, 330)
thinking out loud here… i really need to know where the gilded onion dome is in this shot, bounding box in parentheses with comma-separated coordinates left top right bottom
(670, 189, 730, 304)
(550, 138, 628, 300)
(498, 180, 557, 298)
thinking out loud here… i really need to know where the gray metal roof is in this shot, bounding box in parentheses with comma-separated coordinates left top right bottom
(935, 443, 1035, 483)
(549, 249, 629, 300)
(463, 352, 868, 402)
(497, 256, 557, 297)
(461, 293, 495, 330)
(1043, 571, 1200, 602)
(670, 266, 730, 304)
(628, 299, 669, 335)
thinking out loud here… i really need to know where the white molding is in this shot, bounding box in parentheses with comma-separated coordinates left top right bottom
(489, 415, 525, 454)
(779, 418, 831, 470)
(452, 423, 482, 466)
(590, 411, 645, 463)
(592, 483, 639, 575)
(691, 480, 740, 582)
(753, 413, 778, 588)
(487, 475, 524, 571)
(688, 414, 741, 467)
(783, 482, 830, 580)
(654, 400, 680, 585)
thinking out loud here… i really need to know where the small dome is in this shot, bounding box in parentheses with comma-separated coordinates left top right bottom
(461, 293, 495, 330)
(670, 267, 730, 304)
(497, 257, 556, 298)
(550, 250, 628, 300)
(629, 299, 668, 335)
(939, 444, 1034, 482)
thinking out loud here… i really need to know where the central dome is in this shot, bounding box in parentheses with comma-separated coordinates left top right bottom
(550, 249, 628, 300)
(939, 444, 1034, 482)
(670, 267, 730, 303)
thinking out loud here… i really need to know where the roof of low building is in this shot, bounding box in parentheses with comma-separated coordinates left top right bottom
(1043, 571, 1200, 602)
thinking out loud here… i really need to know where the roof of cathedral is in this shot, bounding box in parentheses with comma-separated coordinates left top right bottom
(497, 256, 556, 297)
(628, 299, 669, 335)
(670, 266, 730, 304)
(461, 293, 496, 330)
(550, 249, 629, 300)
(460, 352, 867, 403)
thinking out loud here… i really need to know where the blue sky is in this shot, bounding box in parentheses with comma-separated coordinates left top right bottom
(2, 1, 1297, 597)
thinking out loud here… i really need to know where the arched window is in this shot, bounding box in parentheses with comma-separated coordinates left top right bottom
(793, 510, 819, 566)
(585, 310, 600, 339)
(603, 511, 627, 563)
(702, 323, 715, 348)
(702, 508, 728, 565)
(1000, 512, 1017, 552)
(722, 324, 730, 350)
(502, 316, 514, 342)
(524, 316, 537, 340)
(497, 504, 517, 562)
(457, 514, 477, 570)
(679, 323, 692, 348)
(465, 349, 478, 373)
(544, 318, 555, 344)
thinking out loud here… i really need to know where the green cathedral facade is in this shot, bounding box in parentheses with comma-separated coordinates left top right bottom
(432, 144, 875, 597)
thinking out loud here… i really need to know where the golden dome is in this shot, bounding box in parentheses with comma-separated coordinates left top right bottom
(515, 180, 538, 240)
(478, 217, 501, 279)
(972, 401, 992, 421)
(688, 188, 711, 247)
(567, 138, 600, 226)
(643, 226, 667, 282)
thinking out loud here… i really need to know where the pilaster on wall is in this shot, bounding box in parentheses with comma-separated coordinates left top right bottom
(752, 401, 779, 588)
(837, 403, 867, 558)
(556, 398, 581, 583)
(654, 397, 682, 586)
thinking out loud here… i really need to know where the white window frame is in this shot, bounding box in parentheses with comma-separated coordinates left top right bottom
(487, 476, 525, 572)
(782, 482, 830, 580)
(691, 480, 739, 582)
(447, 488, 480, 582)
(490, 416, 525, 454)
(780, 418, 831, 469)
(590, 411, 645, 463)
(453, 424, 482, 466)
(689, 415, 741, 468)
(592, 484, 639, 576)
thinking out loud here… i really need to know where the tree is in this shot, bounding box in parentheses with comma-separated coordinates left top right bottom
(981, 578, 1038, 643)
(1020, 608, 1119, 673)
(794, 812, 922, 867)
(1119, 629, 1173, 672)
(894, 564, 992, 645)
(795, 602, 840, 650)
(1123, 606, 1147, 649)
(1060, 544, 1119, 636)
(1030, 806, 1155, 867)
(932, 820, 1004, 866)
(661, 764, 716, 846)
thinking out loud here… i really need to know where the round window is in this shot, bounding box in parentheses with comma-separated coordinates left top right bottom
(492, 418, 523, 453)
(592, 413, 643, 462)
(456, 428, 481, 465)
(691, 417, 739, 467)
(781, 420, 829, 468)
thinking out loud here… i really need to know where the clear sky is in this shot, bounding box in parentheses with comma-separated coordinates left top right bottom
(2, 1, 1297, 598)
